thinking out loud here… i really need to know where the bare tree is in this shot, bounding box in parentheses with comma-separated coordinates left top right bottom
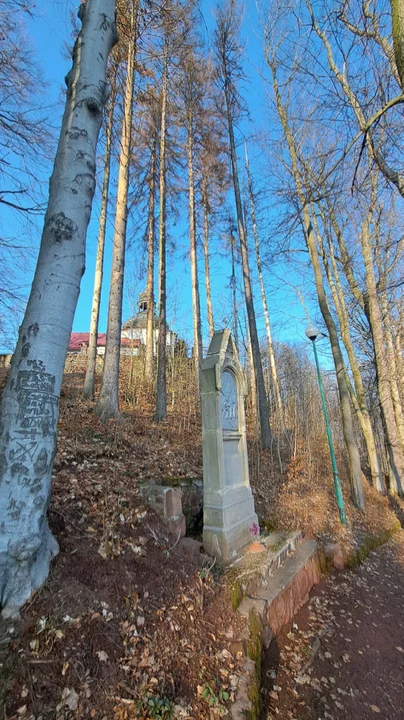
(266, 48, 365, 508)
(83, 65, 117, 400)
(215, 0, 272, 449)
(96, 0, 139, 422)
(0, 0, 116, 617)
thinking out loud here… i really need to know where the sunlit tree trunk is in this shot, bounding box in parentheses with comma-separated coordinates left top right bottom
(96, 0, 138, 422)
(224, 84, 271, 448)
(381, 290, 404, 453)
(155, 47, 168, 422)
(187, 108, 202, 394)
(245, 146, 283, 427)
(83, 68, 117, 400)
(0, 0, 116, 618)
(145, 136, 157, 384)
(202, 174, 214, 338)
(361, 217, 404, 494)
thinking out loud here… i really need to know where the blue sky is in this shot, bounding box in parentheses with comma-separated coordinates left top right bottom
(1, 0, 328, 363)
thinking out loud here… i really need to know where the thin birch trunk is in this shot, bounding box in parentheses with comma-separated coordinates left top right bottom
(145, 136, 157, 384)
(202, 174, 214, 338)
(270, 62, 364, 509)
(155, 48, 168, 422)
(187, 109, 202, 395)
(313, 206, 384, 492)
(96, 0, 138, 422)
(83, 69, 116, 400)
(223, 77, 272, 449)
(0, 0, 116, 618)
(245, 145, 283, 427)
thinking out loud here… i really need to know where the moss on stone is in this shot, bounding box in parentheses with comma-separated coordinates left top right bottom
(345, 525, 400, 569)
(230, 577, 244, 611)
(246, 608, 263, 719)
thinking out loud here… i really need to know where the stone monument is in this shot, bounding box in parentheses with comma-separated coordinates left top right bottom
(201, 329, 258, 561)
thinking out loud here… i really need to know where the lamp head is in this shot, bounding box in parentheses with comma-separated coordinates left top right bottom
(305, 325, 321, 341)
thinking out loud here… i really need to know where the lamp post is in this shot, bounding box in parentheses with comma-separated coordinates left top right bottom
(305, 326, 347, 526)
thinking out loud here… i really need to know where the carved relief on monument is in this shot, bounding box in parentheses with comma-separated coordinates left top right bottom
(221, 369, 238, 432)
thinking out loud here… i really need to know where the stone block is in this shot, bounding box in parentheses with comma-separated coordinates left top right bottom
(163, 487, 182, 519)
(168, 514, 186, 538)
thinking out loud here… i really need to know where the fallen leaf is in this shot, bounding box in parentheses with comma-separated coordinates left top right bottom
(369, 705, 381, 713)
(97, 650, 109, 662)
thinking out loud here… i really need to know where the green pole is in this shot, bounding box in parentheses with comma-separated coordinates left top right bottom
(312, 340, 347, 526)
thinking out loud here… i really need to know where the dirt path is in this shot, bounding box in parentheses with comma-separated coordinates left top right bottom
(262, 532, 404, 720)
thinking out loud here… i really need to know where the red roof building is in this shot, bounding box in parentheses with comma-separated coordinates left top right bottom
(68, 333, 140, 353)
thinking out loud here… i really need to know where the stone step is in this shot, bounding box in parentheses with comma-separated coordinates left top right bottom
(231, 538, 320, 719)
(229, 530, 303, 603)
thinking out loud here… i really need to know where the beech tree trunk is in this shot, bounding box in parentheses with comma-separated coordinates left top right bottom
(83, 71, 116, 400)
(0, 0, 116, 618)
(145, 136, 157, 384)
(155, 49, 168, 422)
(95, 0, 138, 422)
(187, 110, 202, 395)
(202, 175, 214, 338)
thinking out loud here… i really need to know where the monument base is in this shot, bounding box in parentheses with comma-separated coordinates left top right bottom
(203, 485, 258, 562)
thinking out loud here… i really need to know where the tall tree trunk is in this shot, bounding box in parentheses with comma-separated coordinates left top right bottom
(202, 174, 214, 338)
(155, 49, 168, 422)
(271, 63, 364, 508)
(381, 290, 404, 453)
(245, 146, 283, 427)
(187, 110, 202, 395)
(230, 231, 239, 352)
(83, 69, 116, 400)
(361, 219, 404, 494)
(223, 77, 272, 449)
(313, 206, 384, 492)
(0, 0, 116, 618)
(95, 0, 138, 422)
(145, 136, 157, 384)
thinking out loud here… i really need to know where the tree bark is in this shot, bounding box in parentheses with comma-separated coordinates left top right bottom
(187, 109, 202, 395)
(381, 290, 404, 453)
(391, 0, 404, 88)
(95, 0, 138, 422)
(245, 146, 283, 427)
(145, 136, 157, 384)
(155, 48, 168, 422)
(202, 174, 214, 338)
(83, 69, 116, 400)
(0, 0, 116, 618)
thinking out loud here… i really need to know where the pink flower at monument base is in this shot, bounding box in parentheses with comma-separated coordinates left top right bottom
(248, 522, 266, 553)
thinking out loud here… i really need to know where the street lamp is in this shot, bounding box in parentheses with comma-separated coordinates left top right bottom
(305, 326, 347, 525)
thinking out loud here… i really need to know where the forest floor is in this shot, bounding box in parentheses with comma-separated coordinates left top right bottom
(261, 531, 404, 719)
(1, 373, 404, 720)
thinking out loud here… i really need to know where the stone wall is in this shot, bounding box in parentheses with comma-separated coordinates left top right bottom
(140, 477, 203, 533)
